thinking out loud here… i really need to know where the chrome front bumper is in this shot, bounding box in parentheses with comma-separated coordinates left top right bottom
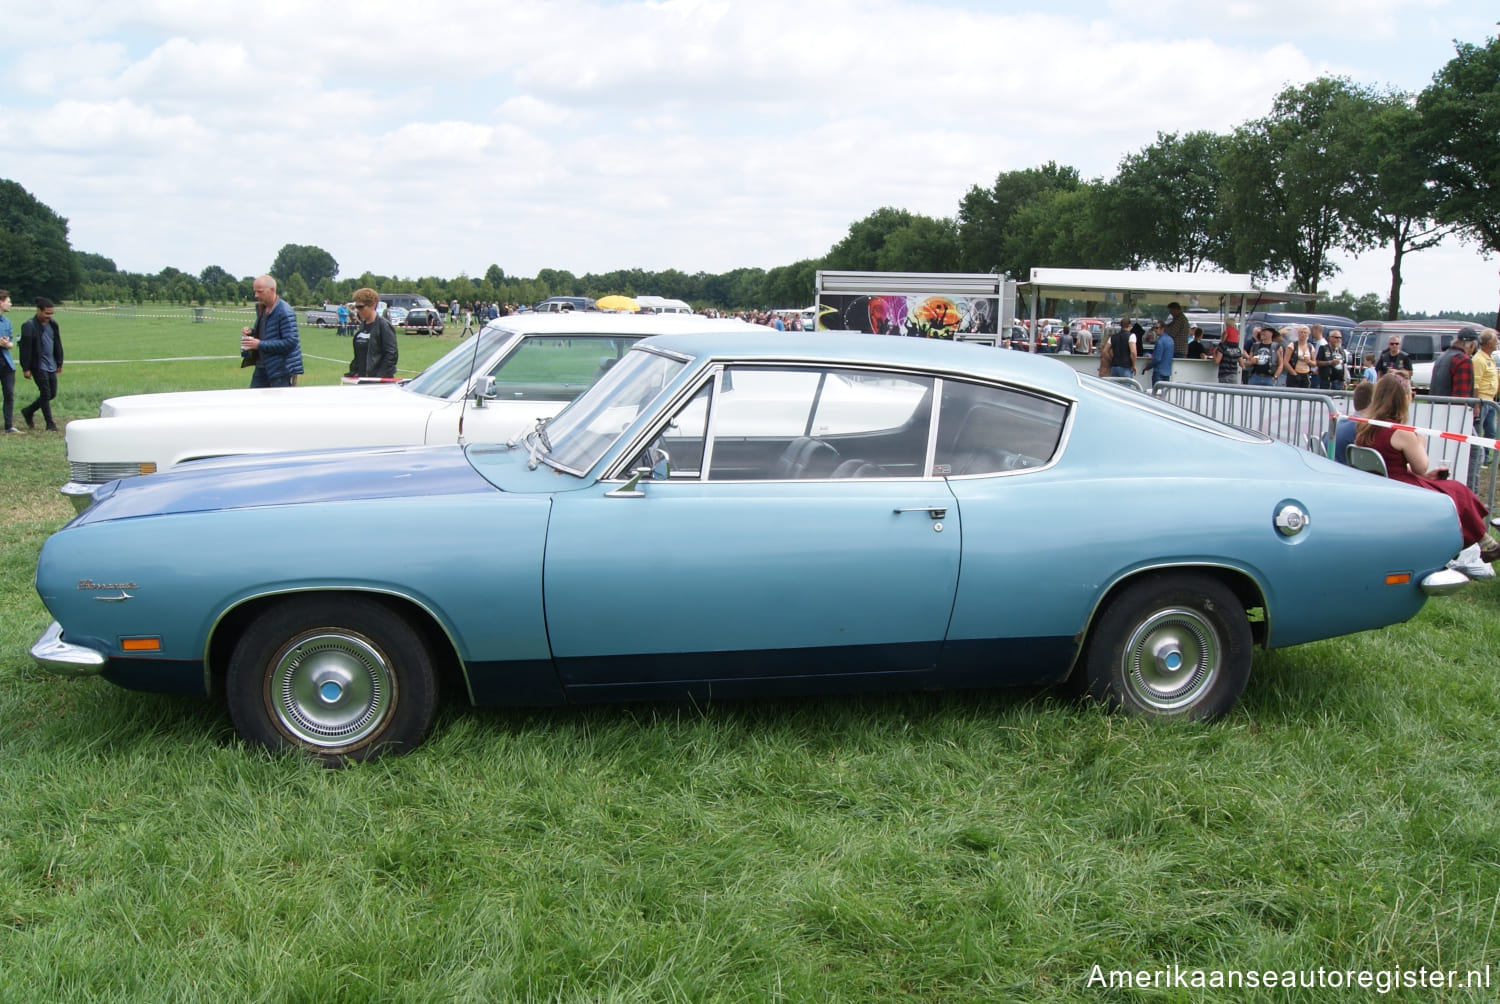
(30, 621, 107, 677)
(60, 481, 101, 514)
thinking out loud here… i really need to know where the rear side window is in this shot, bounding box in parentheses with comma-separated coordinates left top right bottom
(932, 380, 1068, 476)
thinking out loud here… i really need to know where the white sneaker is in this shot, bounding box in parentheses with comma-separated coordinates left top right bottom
(1449, 543, 1496, 579)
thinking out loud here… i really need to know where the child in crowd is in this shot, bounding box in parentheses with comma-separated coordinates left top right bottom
(1360, 353, 1377, 385)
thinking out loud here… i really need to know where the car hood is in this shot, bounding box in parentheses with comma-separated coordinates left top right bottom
(98, 384, 423, 417)
(70, 445, 496, 525)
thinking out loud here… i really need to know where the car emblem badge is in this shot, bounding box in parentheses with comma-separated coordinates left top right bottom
(78, 579, 138, 602)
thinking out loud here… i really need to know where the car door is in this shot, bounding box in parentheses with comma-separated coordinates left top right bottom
(542, 364, 961, 701)
(925, 378, 1075, 687)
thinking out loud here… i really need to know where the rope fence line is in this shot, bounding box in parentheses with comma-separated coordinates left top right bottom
(60, 306, 258, 322)
(66, 352, 421, 375)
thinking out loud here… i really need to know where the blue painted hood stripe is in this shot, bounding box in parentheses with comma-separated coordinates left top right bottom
(74, 446, 494, 524)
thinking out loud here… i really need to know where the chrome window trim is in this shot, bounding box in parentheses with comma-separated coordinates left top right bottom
(937, 376, 1076, 480)
(924, 378, 944, 476)
(600, 359, 1075, 485)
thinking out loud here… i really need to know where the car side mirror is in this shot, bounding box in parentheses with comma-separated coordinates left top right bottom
(473, 375, 495, 407)
(648, 447, 671, 480)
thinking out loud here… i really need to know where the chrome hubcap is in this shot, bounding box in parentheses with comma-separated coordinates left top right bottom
(1123, 606, 1220, 712)
(268, 631, 392, 749)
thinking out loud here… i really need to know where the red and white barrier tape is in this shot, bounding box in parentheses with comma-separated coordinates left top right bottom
(1338, 413, 1497, 451)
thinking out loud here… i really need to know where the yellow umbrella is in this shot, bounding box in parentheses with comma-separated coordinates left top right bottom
(595, 295, 640, 312)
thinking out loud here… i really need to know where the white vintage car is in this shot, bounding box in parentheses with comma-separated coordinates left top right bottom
(61, 312, 748, 511)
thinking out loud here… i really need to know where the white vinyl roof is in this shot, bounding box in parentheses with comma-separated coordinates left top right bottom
(1020, 267, 1308, 310)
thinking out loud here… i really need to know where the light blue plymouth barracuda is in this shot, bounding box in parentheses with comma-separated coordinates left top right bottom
(31, 331, 1468, 762)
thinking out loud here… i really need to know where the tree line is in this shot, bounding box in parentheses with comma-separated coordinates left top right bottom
(3, 37, 1495, 322)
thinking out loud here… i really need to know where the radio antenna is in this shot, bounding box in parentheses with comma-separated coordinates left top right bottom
(456, 316, 484, 446)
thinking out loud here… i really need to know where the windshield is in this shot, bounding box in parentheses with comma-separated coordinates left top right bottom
(541, 347, 689, 473)
(404, 327, 515, 399)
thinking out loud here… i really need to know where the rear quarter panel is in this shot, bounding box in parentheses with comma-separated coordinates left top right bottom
(945, 384, 1460, 670)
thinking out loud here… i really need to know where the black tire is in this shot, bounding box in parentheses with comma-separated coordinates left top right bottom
(314, 318, 329, 327)
(226, 596, 437, 763)
(1079, 572, 1251, 720)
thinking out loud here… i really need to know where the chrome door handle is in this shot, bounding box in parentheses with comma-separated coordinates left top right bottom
(893, 506, 947, 519)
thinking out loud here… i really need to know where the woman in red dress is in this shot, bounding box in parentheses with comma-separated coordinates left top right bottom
(1356, 373, 1499, 558)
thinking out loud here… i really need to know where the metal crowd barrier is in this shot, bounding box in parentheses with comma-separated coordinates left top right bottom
(1154, 383, 1339, 455)
(1153, 382, 1491, 500)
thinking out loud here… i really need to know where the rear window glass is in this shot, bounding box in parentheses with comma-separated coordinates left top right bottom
(1079, 374, 1269, 443)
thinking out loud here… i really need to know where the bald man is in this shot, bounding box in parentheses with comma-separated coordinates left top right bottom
(240, 275, 303, 388)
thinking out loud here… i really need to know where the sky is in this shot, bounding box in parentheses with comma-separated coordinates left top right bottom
(2, 0, 1497, 313)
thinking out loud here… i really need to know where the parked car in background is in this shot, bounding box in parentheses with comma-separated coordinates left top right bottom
(1183, 312, 1225, 339)
(400, 307, 445, 335)
(534, 297, 596, 313)
(379, 292, 435, 313)
(999, 324, 1029, 350)
(58, 313, 750, 511)
(1243, 312, 1357, 339)
(304, 305, 347, 328)
(1346, 320, 1477, 391)
(32, 333, 1467, 761)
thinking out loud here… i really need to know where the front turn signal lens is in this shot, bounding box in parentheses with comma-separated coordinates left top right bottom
(1385, 572, 1412, 586)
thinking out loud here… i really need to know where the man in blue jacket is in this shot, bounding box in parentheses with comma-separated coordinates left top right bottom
(1144, 323, 1175, 387)
(240, 275, 303, 388)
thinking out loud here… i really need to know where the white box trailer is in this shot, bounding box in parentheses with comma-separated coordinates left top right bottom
(813, 270, 1015, 344)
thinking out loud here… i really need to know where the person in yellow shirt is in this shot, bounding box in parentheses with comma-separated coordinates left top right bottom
(1477, 329, 1499, 464)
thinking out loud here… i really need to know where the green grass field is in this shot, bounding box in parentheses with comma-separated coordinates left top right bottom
(3, 308, 1500, 1000)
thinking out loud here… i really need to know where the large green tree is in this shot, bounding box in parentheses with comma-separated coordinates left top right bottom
(0, 179, 81, 301)
(824, 207, 919, 270)
(1103, 131, 1231, 272)
(876, 216, 962, 273)
(198, 264, 233, 286)
(956, 162, 1081, 276)
(761, 259, 818, 308)
(1219, 78, 1381, 306)
(1001, 183, 1123, 310)
(1361, 91, 1450, 319)
(268, 243, 338, 290)
(1417, 35, 1500, 320)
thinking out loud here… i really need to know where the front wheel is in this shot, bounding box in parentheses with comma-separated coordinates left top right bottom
(226, 596, 437, 763)
(1079, 573, 1251, 720)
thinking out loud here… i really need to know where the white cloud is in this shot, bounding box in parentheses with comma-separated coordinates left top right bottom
(3, 0, 1496, 310)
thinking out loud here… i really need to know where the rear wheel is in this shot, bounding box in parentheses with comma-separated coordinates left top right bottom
(226, 596, 437, 763)
(1080, 573, 1251, 720)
